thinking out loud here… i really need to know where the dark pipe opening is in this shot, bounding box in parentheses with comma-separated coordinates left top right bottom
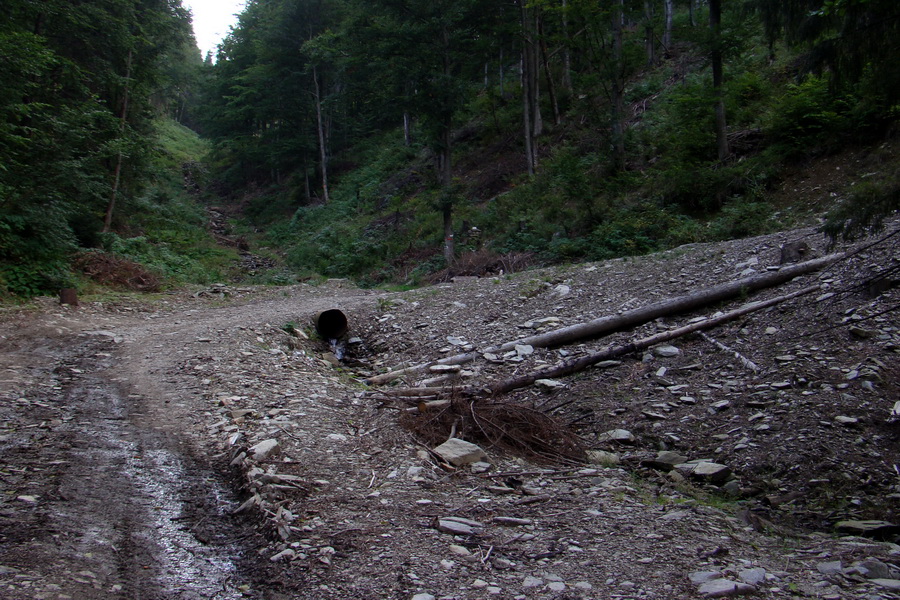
(315, 309, 348, 339)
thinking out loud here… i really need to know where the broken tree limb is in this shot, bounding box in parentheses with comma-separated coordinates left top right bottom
(698, 332, 760, 372)
(365, 254, 842, 385)
(486, 284, 821, 395)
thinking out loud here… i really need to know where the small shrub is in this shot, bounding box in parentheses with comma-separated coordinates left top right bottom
(767, 76, 853, 155)
(706, 200, 776, 240)
(823, 173, 900, 241)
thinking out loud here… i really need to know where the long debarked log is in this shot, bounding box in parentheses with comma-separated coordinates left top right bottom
(365, 253, 843, 386)
(487, 284, 822, 395)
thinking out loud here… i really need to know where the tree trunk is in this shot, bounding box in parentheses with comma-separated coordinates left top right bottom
(313, 66, 330, 203)
(663, 0, 674, 55)
(521, 58, 535, 176)
(499, 48, 506, 97)
(403, 111, 411, 146)
(439, 25, 454, 265)
(442, 203, 454, 265)
(365, 253, 844, 385)
(710, 0, 729, 161)
(689, 0, 696, 27)
(538, 18, 561, 125)
(644, 0, 656, 66)
(520, 0, 541, 174)
(103, 49, 133, 233)
(561, 0, 572, 93)
(611, 0, 626, 171)
(487, 284, 821, 395)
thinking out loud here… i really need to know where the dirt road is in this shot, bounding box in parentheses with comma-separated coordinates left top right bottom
(0, 285, 376, 599)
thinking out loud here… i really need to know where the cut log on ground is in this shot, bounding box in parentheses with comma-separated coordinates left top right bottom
(486, 284, 821, 395)
(365, 254, 842, 386)
(381, 284, 820, 399)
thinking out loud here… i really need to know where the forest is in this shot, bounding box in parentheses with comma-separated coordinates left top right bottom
(2, 0, 899, 297)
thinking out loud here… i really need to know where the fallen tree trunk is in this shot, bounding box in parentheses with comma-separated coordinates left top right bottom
(365, 253, 842, 386)
(487, 284, 821, 395)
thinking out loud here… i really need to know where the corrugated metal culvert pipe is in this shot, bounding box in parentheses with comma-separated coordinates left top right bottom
(314, 309, 348, 339)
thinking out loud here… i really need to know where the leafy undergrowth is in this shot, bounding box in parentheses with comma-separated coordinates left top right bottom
(225, 44, 899, 289)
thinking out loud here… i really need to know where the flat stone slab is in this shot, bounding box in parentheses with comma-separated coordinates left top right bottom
(249, 439, 281, 461)
(643, 451, 689, 471)
(676, 461, 732, 483)
(698, 579, 756, 598)
(835, 520, 899, 539)
(433, 438, 487, 466)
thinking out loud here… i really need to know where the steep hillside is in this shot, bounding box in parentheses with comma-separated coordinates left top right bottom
(207, 37, 899, 287)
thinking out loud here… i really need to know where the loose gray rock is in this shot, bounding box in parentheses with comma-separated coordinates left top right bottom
(642, 451, 689, 471)
(642, 410, 667, 420)
(816, 561, 843, 575)
(721, 480, 742, 496)
(586, 450, 620, 465)
(689, 572, 722, 585)
(437, 518, 481, 536)
(780, 240, 812, 264)
(738, 568, 766, 586)
(597, 429, 635, 444)
(547, 581, 566, 591)
(654, 345, 681, 358)
(835, 520, 900, 538)
(871, 579, 900, 590)
(515, 344, 534, 356)
(248, 439, 281, 461)
(855, 559, 895, 580)
(676, 461, 732, 483)
(470, 461, 492, 474)
(535, 378, 565, 390)
(493, 516, 532, 526)
(698, 578, 756, 597)
(552, 284, 571, 298)
(595, 360, 623, 368)
(433, 438, 487, 466)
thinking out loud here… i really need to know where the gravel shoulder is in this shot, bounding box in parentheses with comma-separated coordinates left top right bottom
(1, 224, 899, 599)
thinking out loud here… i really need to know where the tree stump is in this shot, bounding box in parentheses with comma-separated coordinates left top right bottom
(59, 288, 79, 306)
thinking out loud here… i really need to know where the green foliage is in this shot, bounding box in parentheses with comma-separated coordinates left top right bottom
(766, 76, 853, 154)
(823, 169, 900, 241)
(0, 0, 202, 298)
(707, 200, 778, 240)
(588, 205, 703, 260)
(4, 0, 884, 294)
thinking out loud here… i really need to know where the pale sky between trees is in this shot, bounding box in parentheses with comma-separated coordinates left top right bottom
(184, 0, 245, 58)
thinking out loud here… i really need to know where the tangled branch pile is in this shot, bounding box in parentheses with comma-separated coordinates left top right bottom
(399, 397, 586, 464)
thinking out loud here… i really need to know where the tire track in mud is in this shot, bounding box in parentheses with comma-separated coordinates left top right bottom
(0, 334, 256, 599)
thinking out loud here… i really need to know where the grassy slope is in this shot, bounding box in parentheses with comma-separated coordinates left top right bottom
(79, 119, 239, 294)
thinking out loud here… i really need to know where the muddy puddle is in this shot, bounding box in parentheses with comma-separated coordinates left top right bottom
(0, 336, 255, 599)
